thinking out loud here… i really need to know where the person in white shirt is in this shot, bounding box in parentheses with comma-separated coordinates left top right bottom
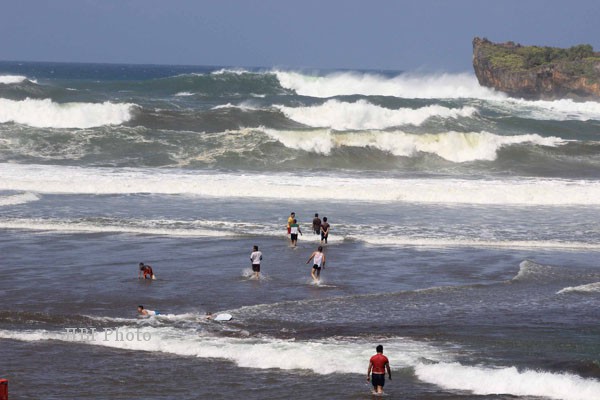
(250, 245, 263, 279)
(306, 246, 326, 283)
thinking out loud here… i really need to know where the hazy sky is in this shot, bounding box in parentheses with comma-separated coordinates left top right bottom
(2, 0, 599, 71)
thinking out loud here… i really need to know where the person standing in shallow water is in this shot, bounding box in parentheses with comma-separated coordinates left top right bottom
(287, 212, 295, 235)
(320, 216, 330, 244)
(290, 219, 302, 247)
(249, 245, 262, 279)
(306, 245, 325, 282)
(312, 213, 321, 235)
(367, 345, 391, 394)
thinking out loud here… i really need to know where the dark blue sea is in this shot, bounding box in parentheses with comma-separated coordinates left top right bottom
(0, 61, 599, 399)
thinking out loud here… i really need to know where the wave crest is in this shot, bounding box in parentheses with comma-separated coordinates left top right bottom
(275, 71, 502, 99)
(264, 129, 564, 162)
(0, 98, 136, 128)
(275, 100, 476, 130)
(0, 75, 29, 84)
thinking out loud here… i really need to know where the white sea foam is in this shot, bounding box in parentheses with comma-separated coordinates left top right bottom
(557, 282, 600, 294)
(358, 236, 600, 251)
(275, 71, 503, 99)
(415, 362, 600, 400)
(0, 75, 28, 84)
(2, 163, 600, 206)
(503, 98, 600, 121)
(275, 100, 477, 130)
(2, 327, 598, 400)
(264, 129, 564, 162)
(174, 91, 195, 97)
(211, 68, 250, 75)
(0, 98, 136, 128)
(0, 218, 237, 238)
(0, 328, 445, 374)
(0, 192, 40, 207)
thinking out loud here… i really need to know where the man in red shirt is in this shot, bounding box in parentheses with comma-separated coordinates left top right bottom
(367, 345, 391, 394)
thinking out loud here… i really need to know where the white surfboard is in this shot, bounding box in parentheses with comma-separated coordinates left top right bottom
(214, 313, 233, 321)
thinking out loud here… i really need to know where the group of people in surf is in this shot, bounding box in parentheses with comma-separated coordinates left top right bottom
(136, 215, 391, 394)
(249, 212, 331, 283)
(286, 211, 330, 247)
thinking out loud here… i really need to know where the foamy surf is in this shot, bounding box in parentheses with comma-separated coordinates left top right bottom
(557, 282, 600, 294)
(2, 163, 600, 205)
(2, 327, 598, 400)
(0, 75, 29, 84)
(0, 192, 40, 207)
(415, 362, 600, 400)
(264, 129, 564, 161)
(275, 70, 503, 99)
(0, 98, 136, 128)
(275, 100, 477, 130)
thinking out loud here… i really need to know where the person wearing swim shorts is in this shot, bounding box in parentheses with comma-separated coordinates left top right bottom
(306, 245, 326, 282)
(290, 219, 302, 247)
(287, 212, 295, 235)
(367, 345, 391, 394)
(250, 245, 263, 279)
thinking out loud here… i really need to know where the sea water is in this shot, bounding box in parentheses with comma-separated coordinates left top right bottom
(0, 61, 599, 399)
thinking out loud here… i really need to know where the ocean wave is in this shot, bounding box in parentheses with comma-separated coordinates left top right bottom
(0, 192, 40, 207)
(2, 327, 598, 399)
(4, 163, 600, 205)
(358, 236, 600, 251)
(264, 129, 565, 162)
(173, 91, 195, 97)
(275, 100, 477, 130)
(557, 282, 600, 294)
(0, 327, 447, 374)
(0, 75, 29, 84)
(415, 362, 600, 400)
(275, 70, 503, 99)
(489, 97, 600, 122)
(0, 98, 136, 128)
(0, 217, 238, 238)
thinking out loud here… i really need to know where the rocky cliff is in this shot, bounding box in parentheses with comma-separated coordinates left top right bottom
(472, 37, 600, 100)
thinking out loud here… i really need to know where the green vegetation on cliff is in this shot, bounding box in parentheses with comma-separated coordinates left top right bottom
(479, 39, 600, 77)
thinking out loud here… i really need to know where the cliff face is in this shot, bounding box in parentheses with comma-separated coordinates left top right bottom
(472, 37, 600, 100)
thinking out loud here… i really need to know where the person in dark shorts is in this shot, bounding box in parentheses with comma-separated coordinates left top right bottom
(367, 345, 391, 394)
(290, 219, 302, 247)
(312, 213, 321, 235)
(287, 212, 295, 235)
(138, 262, 155, 279)
(320, 217, 330, 244)
(306, 245, 326, 282)
(250, 245, 263, 279)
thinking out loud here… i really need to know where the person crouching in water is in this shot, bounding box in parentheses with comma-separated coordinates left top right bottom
(138, 262, 155, 279)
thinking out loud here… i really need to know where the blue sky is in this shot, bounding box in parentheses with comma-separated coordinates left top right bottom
(2, 0, 599, 71)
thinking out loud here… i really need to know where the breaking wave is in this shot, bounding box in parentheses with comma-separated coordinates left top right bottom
(3, 163, 600, 205)
(264, 129, 565, 162)
(2, 327, 598, 400)
(275, 71, 502, 99)
(0, 98, 136, 128)
(275, 100, 476, 130)
(557, 282, 600, 294)
(0, 75, 29, 84)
